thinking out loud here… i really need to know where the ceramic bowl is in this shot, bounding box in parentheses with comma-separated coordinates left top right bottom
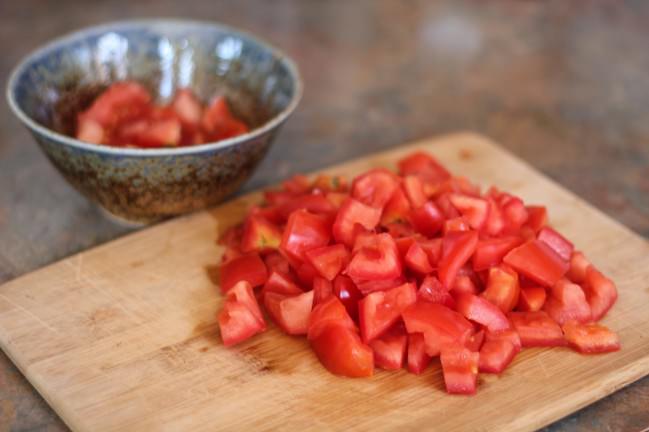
(7, 19, 302, 224)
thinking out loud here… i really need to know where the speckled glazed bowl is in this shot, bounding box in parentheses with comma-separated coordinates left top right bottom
(7, 19, 302, 224)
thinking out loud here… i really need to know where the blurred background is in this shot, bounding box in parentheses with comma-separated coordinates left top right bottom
(1, 1, 648, 430)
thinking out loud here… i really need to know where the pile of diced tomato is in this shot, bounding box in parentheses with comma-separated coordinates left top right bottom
(76, 81, 248, 148)
(217, 151, 620, 394)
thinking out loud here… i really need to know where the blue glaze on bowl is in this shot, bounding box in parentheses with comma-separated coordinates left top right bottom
(6, 19, 302, 224)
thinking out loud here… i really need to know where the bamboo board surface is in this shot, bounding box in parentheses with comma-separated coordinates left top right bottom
(1, 133, 648, 431)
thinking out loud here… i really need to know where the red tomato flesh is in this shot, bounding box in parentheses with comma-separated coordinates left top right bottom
(537, 227, 574, 262)
(456, 293, 511, 332)
(509, 311, 565, 347)
(402, 302, 473, 356)
(359, 282, 417, 342)
(280, 209, 331, 263)
(264, 290, 314, 335)
(220, 253, 268, 293)
(218, 281, 266, 346)
(503, 239, 568, 288)
(440, 346, 479, 395)
(310, 323, 374, 377)
(562, 322, 621, 354)
(407, 333, 432, 374)
(369, 325, 408, 370)
(305, 244, 350, 281)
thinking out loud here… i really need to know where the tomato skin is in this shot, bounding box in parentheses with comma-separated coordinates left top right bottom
(562, 322, 621, 354)
(418, 276, 456, 308)
(310, 323, 374, 377)
(478, 339, 517, 374)
(543, 279, 591, 325)
(218, 281, 266, 346)
(280, 209, 332, 263)
(264, 290, 314, 335)
(346, 233, 402, 282)
(402, 302, 473, 356)
(482, 265, 520, 313)
(582, 266, 618, 321)
(449, 194, 489, 230)
(305, 244, 350, 281)
(440, 346, 479, 395)
(381, 187, 412, 225)
(359, 282, 417, 342)
(537, 227, 574, 262)
(241, 215, 283, 253)
(313, 276, 334, 306)
(333, 275, 363, 320)
(517, 285, 547, 312)
(503, 239, 568, 288)
(262, 271, 303, 296)
(397, 151, 451, 183)
(500, 195, 529, 233)
(525, 206, 548, 233)
(333, 198, 382, 246)
(508, 311, 565, 347)
(352, 168, 399, 209)
(438, 230, 479, 289)
(407, 333, 432, 374)
(404, 242, 434, 274)
(472, 236, 522, 271)
(296, 261, 319, 286)
(369, 325, 408, 370)
(307, 296, 357, 340)
(567, 251, 591, 284)
(220, 253, 268, 293)
(409, 201, 444, 237)
(456, 293, 511, 332)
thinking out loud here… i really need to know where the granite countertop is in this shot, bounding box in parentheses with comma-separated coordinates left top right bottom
(1, 0, 648, 430)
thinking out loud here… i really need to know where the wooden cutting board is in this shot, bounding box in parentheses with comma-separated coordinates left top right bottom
(1, 132, 648, 432)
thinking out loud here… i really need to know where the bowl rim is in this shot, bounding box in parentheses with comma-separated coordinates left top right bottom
(6, 18, 303, 156)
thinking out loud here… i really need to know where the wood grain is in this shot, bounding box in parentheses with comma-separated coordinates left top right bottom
(0, 133, 648, 432)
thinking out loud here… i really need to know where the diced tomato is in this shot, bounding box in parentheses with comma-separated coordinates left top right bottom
(381, 187, 412, 225)
(280, 209, 331, 263)
(419, 238, 443, 266)
(482, 265, 520, 313)
(305, 244, 350, 281)
(456, 293, 510, 332)
(409, 201, 444, 237)
(438, 230, 479, 289)
(351, 168, 399, 209)
(397, 151, 451, 183)
(582, 266, 618, 321)
(313, 276, 334, 306)
(407, 333, 432, 374)
(333, 198, 382, 246)
(359, 282, 417, 342)
(508, 311, 565, 347)
(313, 174, 348, 193)
(562, 322, 621, 354)
(220, 253, 268, 293)
(503, 239, 568, 287)
(277, 194, 337, 221)
(443, 217, 470, 235)
(240, 215, 283, 253)
(402, 302, 473, 356)
(333, 275, 363, 320)
(436, 193, 461, 219)
(325, 192, 349, 209)
(218, 224, 243, 248)
(543, 279, 591, 325)
(263, 252, 290, 275)
(78, 81, 151, 130)
(418, 276, 456, 308)
(404, 242, 434, 274)
(479, 339, 517, 374)
(307, 296, 357, 340)
(296, 261, 319, 286)
(218, 281, 266, 346)
(282, 174, 311, 195)
(202, 96, 248, 141)
(567, 251, 591, 284)
(484, 197, 505, 236)
(465, 329, 485, 352)
(262, 271, 302, 296)
(264, 290, 314, 335)
(472, 236, 522, 271)
(485, 328, 522, 352)
(172, 88, 203, 127)
(537, 227, 574, 262)
(346, 233, 402, 282)
(440, 346, 479, 395)
(517, 285, 547, 312)
(310, 323, 374, 377)
(384, 222, 415, 238)
(525, 205, 548, 233)
(356, 277, 406, 296)
(500, 195, 529, 233)
(449, 194, 489, 230)
(116, 114, 182, 148)
(369, 325, 408, 370)
(395, 236, 418, 259)
(403, 176, 428, 208)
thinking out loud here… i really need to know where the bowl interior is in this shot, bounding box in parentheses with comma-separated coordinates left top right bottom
(10, 20, 298, 141)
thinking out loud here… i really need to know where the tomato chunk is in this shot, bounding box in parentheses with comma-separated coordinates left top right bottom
(398, 151, 451, 183)
(404, 241, 434, 274)
(264, 290, 314, 335)
(277, 194, 336, 221)
(305, 244, 350, 281)
(369, 325, 408, 370)
(312, 276, 334, 306)
(310, 323, 374, 377)
(403, 176, 428, 208)
(402, 302, 473, 356)
(241, 215, 283, 253)
(333, 198, 382, 246)
(525, 205, 548, 233)
(280, 209, 331, 263)
(438, 230, 479, 289)
(479, 339, 518, 374)
(582, 266, 618, 321)
(352, 168, 399, 209)
(409, 201, 444, 237)
(440, 346, 479, 395)
(333, 275, 363, 320)
(537, 227, 574, 262)
(472, 236, 522, 271)
(346, 233, 402, 282)
(567, 251, 591, 284)
(262, 271, 303, 296)
(418, 276, 455, 308)
(456, 293, 511, 332)
(220, 253, 268, 293)
(407, 333, 432, 374)
(517, 285, 547, 312)
(449, 194, 489, 230)
(356, 277, 406, 296)
(218, 281, 266, 346)
(307, 296, 356, 340)
(465, 329, 485, 352)
(503, 239, 568, 287)
(359, 282, 417, 342)
(543, 279, 591, 325)
(482, 265, 520, 313)
(562, 322, 621, 354)
(508, 311, 565, 347)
